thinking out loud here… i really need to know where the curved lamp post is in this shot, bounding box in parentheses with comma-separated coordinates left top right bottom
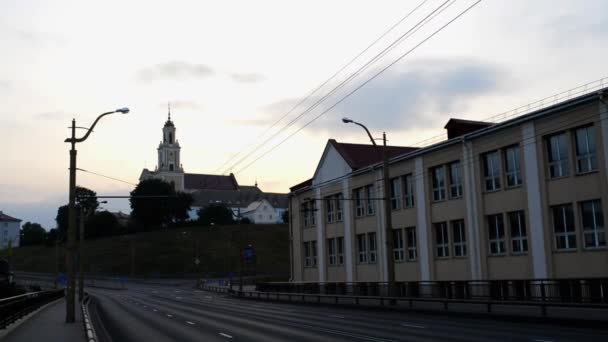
(342, 117, 395, 298)
(64, 108, 129, 323)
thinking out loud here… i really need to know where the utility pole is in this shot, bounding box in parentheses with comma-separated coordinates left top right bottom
(78, 207, 85, 301)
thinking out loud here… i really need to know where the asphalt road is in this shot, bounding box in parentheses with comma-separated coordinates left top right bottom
(87, 283, 607, 342)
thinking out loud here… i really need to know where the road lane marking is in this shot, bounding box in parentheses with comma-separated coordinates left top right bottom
(153, 309, 158, 312)
(533, 340, 554, 342)
(219, 332, 233, 339)
(204, 296, 212, 299)
(166, 314, 173, 318)
(176, 296, 183, 300)
(400, 323, 425, 329)
(329, 315, 345, 319)
(186, 321, 195, 325)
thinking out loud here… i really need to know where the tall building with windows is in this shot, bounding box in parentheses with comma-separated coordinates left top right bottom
(0, 211, 21, 250)
(289, 87, 608, 282)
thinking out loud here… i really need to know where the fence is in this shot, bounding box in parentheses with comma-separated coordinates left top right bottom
(0, 289, 64, 329)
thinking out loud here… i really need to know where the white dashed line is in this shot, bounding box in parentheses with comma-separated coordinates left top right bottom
(153, 309, 158, 312)
(401, 323, 425, 329)
(329, 315, 345, 319)
(204, 296, 212, 299)
(166, 314, 173, 318)
(176, 296, 183, 300)
(186, 321, 196, 325)
(219, 332, 233, 339)
(533, 340, 554, 342)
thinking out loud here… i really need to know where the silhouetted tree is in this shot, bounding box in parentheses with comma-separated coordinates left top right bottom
(55, 186, 99, 239)
(281, 210, 289, 224)
(197, 203, 235, 226)
(130, 179, 192, 229)
(85, 211, 121, 239)
(171, 192, 194, 224)
(20, 222, 47, 246)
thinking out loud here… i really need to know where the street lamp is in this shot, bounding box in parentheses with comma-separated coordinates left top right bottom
(342, 117, 395, 297)
(64, 108, 129, 323)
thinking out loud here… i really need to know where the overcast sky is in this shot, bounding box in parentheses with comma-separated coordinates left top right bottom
(1, 0, 607, 228)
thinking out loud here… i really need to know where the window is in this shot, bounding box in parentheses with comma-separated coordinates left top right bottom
(312, 241, 317, 266)
(448, 162, 462, 198)
(393, 229, 404, 262)
(547, 133, 569, 178)
(365, 185, 376, 215)
(488, 214, 506, 255)
(435, 222, 449, 257)
(326, 196, 335, 223)
(327, 238, 337, 266)
(483, 151, 501, 191)
(357, 234, 367, 263)
(304, 241, 316, 267)
(336, 237, 344, 265)
(508, 211, 528, 254)
(404, 174, 415, 208)
(390, 178, 401, 210)
(580, 199, 605, 248)
(368, 232, 377, 263)
(504, 145, 522, 187)
(406, 227, 417, 261)
(575, 126, 597, 174)
(552, 204, 576, 250)
(354, 188, 364, 217)
(310, 201, 316, 225)
(431, 166, 446, 201)
(335, 193, 343, 222)
(302, 203, 309, 227)
(452, 220, 466, 257)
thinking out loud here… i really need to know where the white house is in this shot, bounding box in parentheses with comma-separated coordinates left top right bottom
(0, 211, 21, 249)
(241, 199, 283, 224)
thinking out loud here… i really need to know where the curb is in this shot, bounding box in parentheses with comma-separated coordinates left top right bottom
(0, 297, 64, 340)
(81, 294, 98, 342)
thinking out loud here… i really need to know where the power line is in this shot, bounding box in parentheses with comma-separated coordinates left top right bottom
(213, 0, 431, 174)
(223, 0, 457, 174)
(234, 0, 482, 176)
(76, 168, 137, 186)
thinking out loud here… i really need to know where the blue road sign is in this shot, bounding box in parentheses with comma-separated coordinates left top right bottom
(243, 245, 255, 264)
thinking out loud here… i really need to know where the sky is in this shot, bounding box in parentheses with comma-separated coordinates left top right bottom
(1, 0, 607, 228)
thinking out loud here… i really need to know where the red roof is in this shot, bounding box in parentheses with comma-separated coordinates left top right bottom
(0, 211, 21, 222)
(329, 139, 418, 170)
(184, 173, 239, 191)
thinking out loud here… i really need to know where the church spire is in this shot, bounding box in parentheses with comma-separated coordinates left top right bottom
(168, 102, 171, 121)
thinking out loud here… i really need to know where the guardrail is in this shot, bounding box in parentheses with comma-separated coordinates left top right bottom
(81, 293, 98, 342)
(0, 289, 64, 329)
(256, 278, 608, 305)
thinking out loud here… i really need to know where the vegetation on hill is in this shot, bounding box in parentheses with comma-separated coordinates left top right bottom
(7, 224, 289, 279)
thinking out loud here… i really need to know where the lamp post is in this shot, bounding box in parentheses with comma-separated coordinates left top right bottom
(64, 107, 129, 323)
(342, 117, 395, 297)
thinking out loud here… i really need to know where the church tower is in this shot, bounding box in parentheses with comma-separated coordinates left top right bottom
(157, 104, 183, 173)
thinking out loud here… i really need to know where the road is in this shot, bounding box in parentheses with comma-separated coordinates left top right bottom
(86, 282, 608, 342)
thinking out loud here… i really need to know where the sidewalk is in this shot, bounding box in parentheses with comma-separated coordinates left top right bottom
(1, 298, 84, 342)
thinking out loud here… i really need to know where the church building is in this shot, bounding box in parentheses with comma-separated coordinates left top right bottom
(139, 109, 288, 223)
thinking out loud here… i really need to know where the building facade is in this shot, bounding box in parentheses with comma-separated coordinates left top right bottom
(289, 89, 608, 282)
(0, 211, 21, 250)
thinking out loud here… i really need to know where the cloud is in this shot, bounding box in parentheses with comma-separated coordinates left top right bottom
(0, 80, 9, 90)
(259, 58, 506, 135)
(230, 72, 265, 84)
(158, 101, 205, 112)
(32, 111, 69, 121)
(136, 61, 215, 82)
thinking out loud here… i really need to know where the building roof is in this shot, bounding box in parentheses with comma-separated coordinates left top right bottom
(444, 118, 493, 139)
(0, 211, 21, 222)
(191, 186, 288, 209)
(290, 178, 313, 192)
(329, 139, 418, 170)
(184, 173, 239, 191)
(241, 199, 273, 214)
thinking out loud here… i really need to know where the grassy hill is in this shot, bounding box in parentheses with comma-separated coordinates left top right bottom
(6, 224, 289, 279)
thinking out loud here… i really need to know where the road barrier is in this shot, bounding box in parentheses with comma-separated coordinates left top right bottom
(81, 293, 98, 342)
(0, 289, 64, 329)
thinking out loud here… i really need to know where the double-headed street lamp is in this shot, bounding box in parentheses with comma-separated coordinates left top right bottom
(342, 117, 395, 297)
(64, 108, 129, 323)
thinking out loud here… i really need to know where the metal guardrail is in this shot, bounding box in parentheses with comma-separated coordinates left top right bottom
(81, 293, 98, 342)
(0, 289, 64, 329)
(256, 279, 608, 305)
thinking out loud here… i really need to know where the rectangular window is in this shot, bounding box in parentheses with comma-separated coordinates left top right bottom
(336, 237, 344, 265)
(508, 211, 528, 254)
(431, 166, 446, 201)
(552, 204, 576, 250)
(335, 193, 343, 222)
(404, 174, 415, 208)
(390, 177, 401, 210)
(580, 199, 605, 248)
(434, 222, 449, 257)
(310, 201, 316, 225)
(327, 238, 336, 265)
(357, 234, 367, 263)
(393, 229, 404, 262)
(311, 241, 317, 266)
(302, 203, 309, 227)
(354, 188, 364, 217)
(488, 214, 506, 255)
(547, 133, 569, 178)
(365, 185, 376, 215)
(452, 220, 466, 257)
(326, 196, 335, 223)
(483, 151, 501, 191)
(448, 162, 462, 198)
(368, 232, 377, 263)
(406, 227, 417, 261)
(575, 126, 597, 174)
(304, 242, 314, 267)
(504, 145, 522, 187)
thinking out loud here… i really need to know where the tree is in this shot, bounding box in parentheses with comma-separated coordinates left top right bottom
(45, 228, 60, 246)
(55, 186, 99, 238)
(171, 192, 194, 224)
(20, 222, 47, 246)
(281, 210, 289, 224)
(85, 211, 121, 239)
(240, 217, 252, 225)
(130, 178, 176, 229)
(197, 203, 235, 226)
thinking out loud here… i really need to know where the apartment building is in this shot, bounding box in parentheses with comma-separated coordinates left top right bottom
(289, 88, 608, 282)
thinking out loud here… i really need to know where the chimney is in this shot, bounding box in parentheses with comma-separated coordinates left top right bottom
(444, 118, 493, 139)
